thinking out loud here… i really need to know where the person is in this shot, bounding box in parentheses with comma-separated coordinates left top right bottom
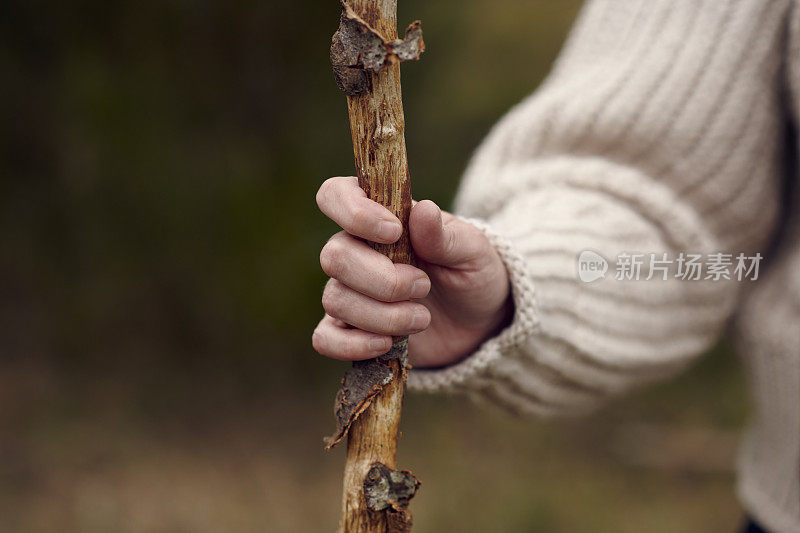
(312, 1, 800, 531)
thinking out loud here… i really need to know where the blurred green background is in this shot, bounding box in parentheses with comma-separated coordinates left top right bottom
(0, 0, 749, 531)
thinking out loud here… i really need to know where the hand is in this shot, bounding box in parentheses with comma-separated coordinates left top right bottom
(312, 176, 512, 368)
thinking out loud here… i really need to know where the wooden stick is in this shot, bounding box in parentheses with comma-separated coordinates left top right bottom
(326, 1, 423, 531)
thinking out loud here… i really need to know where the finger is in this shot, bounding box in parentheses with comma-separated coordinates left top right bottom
(410, 200, 485, 267)
(322, 279, 431, 336)
(316, 176, 402, 243)
(312, 314, 392, 361)
(320, 232, 431, 302)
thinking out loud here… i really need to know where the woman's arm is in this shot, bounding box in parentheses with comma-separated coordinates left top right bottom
(408, 0, 790, 416)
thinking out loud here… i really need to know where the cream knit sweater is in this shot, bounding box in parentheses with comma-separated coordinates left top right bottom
(407, 1, 800, 531)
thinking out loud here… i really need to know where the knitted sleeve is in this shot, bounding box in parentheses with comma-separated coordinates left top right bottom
(407, 0, 790, 416)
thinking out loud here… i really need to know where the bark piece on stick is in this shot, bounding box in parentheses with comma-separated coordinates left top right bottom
(363, 462, 420, 511)
(330, 1, 424, 96)
(363, 462, 420, 533)
(325, 339, 408, 449)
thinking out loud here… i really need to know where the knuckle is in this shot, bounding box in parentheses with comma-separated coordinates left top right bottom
(387, 307, 409, 332)
(444, 226, 458, 256)
(320, 239, 345, 277)
(321, 280, 345, 316)
(384, 267, 404, 301)
(316, 178, 336, 208)
(311, 328, 326, 353)
(341, 336, 357, 356)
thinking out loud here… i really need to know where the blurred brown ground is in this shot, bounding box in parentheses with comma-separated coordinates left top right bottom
(0, 0, 750, 531)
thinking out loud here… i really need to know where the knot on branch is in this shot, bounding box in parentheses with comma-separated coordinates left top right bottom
(364, 462, 420, 514)
(331, 1, 425, 95)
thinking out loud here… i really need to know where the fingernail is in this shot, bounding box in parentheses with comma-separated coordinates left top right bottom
(410, 308, 429, 330)
(377, 221, 401, 242)
(370, 337, 390, 352)
(410, 278, 430, 299)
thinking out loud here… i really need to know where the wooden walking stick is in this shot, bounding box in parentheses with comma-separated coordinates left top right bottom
(325, 1, 424, 531)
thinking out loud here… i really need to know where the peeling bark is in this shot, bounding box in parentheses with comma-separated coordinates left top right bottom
(326, 340, 408, 449)
(330, 1, 424, 96)
(325, 359, 394, 449)
(326, 0, 422, 531)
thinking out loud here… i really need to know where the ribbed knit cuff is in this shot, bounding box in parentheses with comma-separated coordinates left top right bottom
(407, 218, 539, 393)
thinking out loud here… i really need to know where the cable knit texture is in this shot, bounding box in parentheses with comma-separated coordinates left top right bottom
(407, 1, 800, 531)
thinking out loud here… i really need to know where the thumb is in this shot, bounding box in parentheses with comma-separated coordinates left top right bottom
(410, 200, 479, 267)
